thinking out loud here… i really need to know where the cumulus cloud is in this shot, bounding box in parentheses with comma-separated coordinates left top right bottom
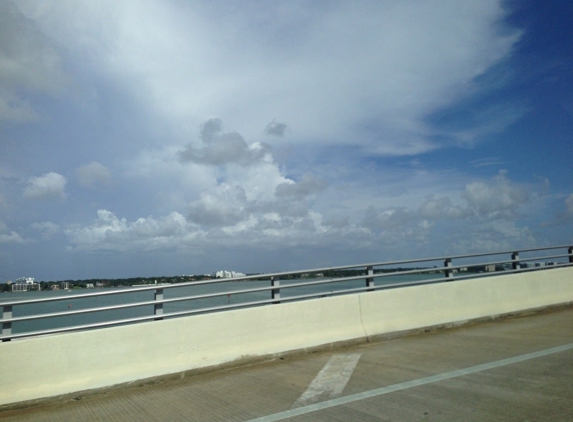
(65, 209, 196, 252)
(363, 207, 415, 232)
(449, 220, 536, 254)
(0, 231, 24, 244)
(357, 171, 537, 253)
(60, 168, 543, 264)
(418, 195, 471, 220)
(23, 172, 67, 200)
(187, 185, 249, 228)
(0, 219, 24, 244)
(186, 172, 324, 230)
(363, 195, 467, 235)
(463, 171, 528, 218)
(179, 119, 270, 166)
(265, 120, 288, 137)
(76, 162, 112, 188)
(29, 221, 61, 240)
(275, 174, 326, 199)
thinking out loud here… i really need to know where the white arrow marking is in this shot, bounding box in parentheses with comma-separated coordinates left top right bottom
(292, 353, 361, 408)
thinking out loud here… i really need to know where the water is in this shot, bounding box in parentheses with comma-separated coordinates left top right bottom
(1, 273, 438, 336)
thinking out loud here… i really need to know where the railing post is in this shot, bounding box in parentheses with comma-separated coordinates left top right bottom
(154, 288, 164, 321)
(366, 266, 374, 292)
(568, 246, 573, 263)
(271, 276, 280, 304)
(2, 305, 12, 342)
(511, 252, 520, 271)
(444, 258, 453, 279)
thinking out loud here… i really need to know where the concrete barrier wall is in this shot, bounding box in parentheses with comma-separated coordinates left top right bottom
(359, 267, 573, 337)
(1, 267, 572, 406)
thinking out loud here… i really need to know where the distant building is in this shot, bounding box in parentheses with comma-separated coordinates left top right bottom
(16, 277, 35, 284)
(214, 270, 246, 279)
(13, 277, 40, 292)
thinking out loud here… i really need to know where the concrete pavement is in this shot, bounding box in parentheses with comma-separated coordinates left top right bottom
(1, 306, 572, 421)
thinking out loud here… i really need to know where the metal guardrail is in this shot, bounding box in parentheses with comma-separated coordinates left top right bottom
(1, 245, 572, 341)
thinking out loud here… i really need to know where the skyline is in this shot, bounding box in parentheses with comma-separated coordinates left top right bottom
(1, 0, 572, 281)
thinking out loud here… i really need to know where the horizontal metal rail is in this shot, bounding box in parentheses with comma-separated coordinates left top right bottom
(2, 247, 571, 308)
(1, 245, 571, 341)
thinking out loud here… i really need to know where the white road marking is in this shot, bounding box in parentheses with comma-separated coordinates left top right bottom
(292, 353, 361, 408)
(247, 342, 573, 422)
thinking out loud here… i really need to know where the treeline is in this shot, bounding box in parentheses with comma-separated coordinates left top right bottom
(0, 275, 206, 292)
(2, 266, 492, 293)
(56, 275, 209, 288)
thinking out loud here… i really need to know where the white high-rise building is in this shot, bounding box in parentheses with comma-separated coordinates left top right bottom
(13, 277, 40, 291)
(214, 270, 246, 279)
(15, 277, 35, 284)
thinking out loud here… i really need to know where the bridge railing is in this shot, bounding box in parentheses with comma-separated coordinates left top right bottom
(1, 245, 572, 341)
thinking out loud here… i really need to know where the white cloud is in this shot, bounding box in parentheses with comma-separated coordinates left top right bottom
(470, 157, 507, 168)
(187, 185, 249, 228)
(418, 195, 471, 220)
(125, 145, 217, 205)
(0, 231, 24, 244)
(66, 162, 542, 258)
(29, 221, 61, 240)
(449, 220, 536, 254)
(179, 118, 270, 166)
(23, 172, 67, 200)
(76, 162, 112, 188)
(0, 218, 24, 244)
(185, 169, 322, 229)
(363, 207, 415, 232)
(7, 1, 561, 277)
(463, 171, 528, 218)
(59, 169, 547, 269)
(13, 0, 521, 156)
(65, 209, 198, 252)
(275, 174, 326, 199)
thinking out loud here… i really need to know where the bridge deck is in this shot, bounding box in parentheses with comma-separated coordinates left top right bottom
(2, 306, 572, 421)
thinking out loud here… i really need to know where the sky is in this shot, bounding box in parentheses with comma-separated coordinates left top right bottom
(1, 0, 572, 281)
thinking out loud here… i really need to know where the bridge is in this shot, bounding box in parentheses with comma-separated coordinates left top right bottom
(1, 246, 572, 419)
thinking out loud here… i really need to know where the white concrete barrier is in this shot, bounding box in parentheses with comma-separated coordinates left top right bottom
(1, 267, 571, 406)
(0, 294, 365, 406)
(359, 267, 573, 337)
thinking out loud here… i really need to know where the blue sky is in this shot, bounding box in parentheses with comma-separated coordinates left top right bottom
(1, 0, 571, 281)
